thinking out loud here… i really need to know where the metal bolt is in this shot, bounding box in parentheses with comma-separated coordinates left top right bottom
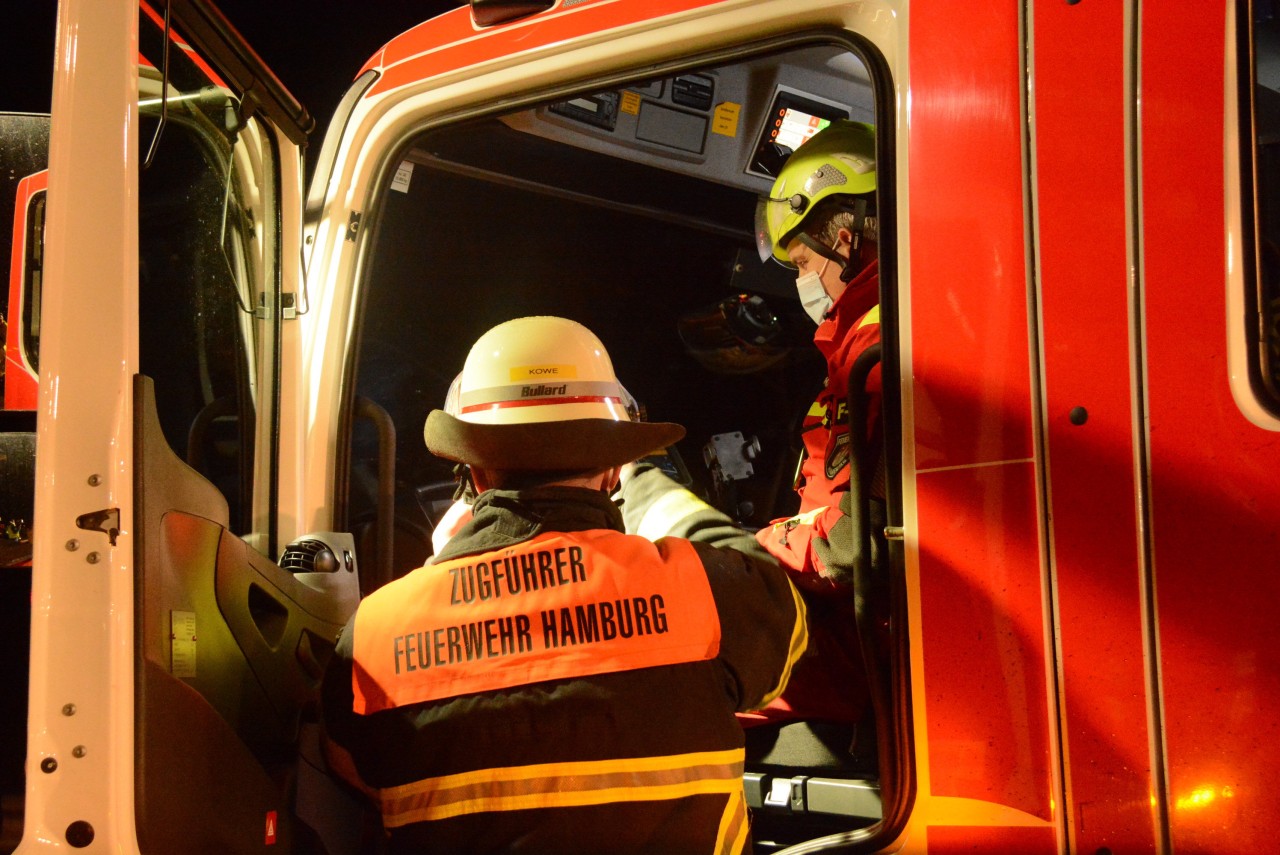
(87, 474, 101, 487)
(72, 745, 86, 759)
(66, 820, 95, 848)
(66, 539, 80, 552)
(86, 552, 101, 564)
(40, 757, 57, 774)
(62, 703, 76, 716)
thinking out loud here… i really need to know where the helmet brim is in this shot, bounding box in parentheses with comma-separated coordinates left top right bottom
(424, 410, 685, 471)
(755, 195, 797, 265)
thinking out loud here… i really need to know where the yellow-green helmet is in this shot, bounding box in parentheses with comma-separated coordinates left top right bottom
(754, 120, 877, 265)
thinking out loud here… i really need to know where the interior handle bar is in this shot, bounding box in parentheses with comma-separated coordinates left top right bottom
(354, 396, 396, 594)
(843, 342, 897, 800)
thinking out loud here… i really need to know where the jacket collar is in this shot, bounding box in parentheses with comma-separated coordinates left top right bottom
(432, 486, 624, 563)
(815, 258, 879, 353)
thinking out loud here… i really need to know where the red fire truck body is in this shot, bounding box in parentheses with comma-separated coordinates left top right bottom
(4, 170, 45, 411)
(6, 1, 1278, 853)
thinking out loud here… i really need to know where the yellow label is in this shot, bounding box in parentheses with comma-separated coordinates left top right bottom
(510, 364, 578, 381)
(712, 102, 741, 137)
(620, 91, 642, 116)
(171, 610, 197, 678)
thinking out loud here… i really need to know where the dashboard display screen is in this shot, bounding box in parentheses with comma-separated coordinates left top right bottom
(748, 89, 849, 178)
(772, 107, 831, 151)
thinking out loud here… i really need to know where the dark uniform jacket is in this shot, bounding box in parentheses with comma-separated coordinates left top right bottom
(322, 469, 806, 854)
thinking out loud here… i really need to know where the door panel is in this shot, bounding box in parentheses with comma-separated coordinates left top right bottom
(916, 461, 1052, 821)
(128, 5, 357, 849)
(1142, 4, 1280, 851)
(134, 376, 352, 853)
(24, 2, 342, 851)
(1032, 0, 1158, 851)
(906, 0, 1059, 846)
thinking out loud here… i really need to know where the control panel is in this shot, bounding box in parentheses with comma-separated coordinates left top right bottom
(498, 46, 873, 194)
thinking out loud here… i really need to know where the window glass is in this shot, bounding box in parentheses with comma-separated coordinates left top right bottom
(1, 113, 50, 407)
(20, 191, 44, 377)
(136, 67, 278, 542)
(0, 110, 49, 855)
(1248, 0, 1280, 407)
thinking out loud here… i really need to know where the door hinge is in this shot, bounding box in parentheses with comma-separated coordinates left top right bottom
(346, 211, 362, 242)
(253, 291, 299, 320)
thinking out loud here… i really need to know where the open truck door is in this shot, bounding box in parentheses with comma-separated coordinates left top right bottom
(2, 114, 49, 414)
(17, 2, 364, 852)
(1, 115, 48, 850)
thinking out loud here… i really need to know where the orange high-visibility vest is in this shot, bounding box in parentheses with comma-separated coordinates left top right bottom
(352, 530, 722, 714)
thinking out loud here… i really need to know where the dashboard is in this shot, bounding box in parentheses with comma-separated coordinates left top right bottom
(499, 44, 873, 194)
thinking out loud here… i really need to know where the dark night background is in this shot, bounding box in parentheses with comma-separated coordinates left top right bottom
(5, 2, 461, 176)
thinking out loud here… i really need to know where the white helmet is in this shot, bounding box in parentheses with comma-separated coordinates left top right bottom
(424, 317, 683, 470)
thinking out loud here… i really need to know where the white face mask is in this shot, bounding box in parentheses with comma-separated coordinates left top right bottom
(795, 246, 837, 325)
(795, 270, 833, 325)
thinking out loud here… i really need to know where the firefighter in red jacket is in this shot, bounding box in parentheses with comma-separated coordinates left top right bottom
(322, 315, 807, 854)
(753, 119, 882, 590)
(735, 121, 883, 748)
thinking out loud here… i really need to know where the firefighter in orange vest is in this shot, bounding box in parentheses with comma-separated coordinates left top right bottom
(322, 315, 807, 854)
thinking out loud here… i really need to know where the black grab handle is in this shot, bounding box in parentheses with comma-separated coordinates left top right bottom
(843, 342, 882, 615)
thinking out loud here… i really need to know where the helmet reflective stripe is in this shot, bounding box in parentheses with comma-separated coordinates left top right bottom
(461, 395, 626, 414)
(459, 378, 630, 423)
(459, 394, 633, 425)
(460, 379, 626, 410)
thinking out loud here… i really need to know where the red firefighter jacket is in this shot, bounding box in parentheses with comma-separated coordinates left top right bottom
(755, 259, 881, 588)
(742, 261, 880, 732)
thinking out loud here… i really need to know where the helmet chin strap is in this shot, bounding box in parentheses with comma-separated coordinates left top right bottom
(452, 463, 478, 503)
(796, 198, 875, 284)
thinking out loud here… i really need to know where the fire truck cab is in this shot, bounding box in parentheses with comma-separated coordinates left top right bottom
(7, 0, 1280, 853)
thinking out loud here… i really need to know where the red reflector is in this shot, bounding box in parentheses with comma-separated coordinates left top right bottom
(265, 810, 277, 845)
